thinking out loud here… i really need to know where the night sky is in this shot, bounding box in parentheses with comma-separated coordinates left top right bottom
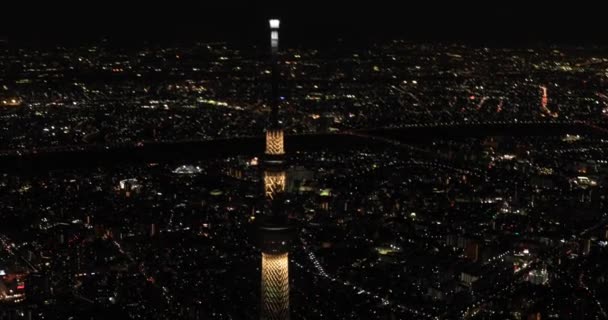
(1, 2, 605, 47)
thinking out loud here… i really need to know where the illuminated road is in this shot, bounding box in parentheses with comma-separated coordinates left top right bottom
(298, 229, 439, 320)
(0, 234, 38, 273)
(108, 238, 176, 310)
(460, 216, 608, 319)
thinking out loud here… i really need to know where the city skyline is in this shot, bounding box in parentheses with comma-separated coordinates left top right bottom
(2, 10, 608, 320)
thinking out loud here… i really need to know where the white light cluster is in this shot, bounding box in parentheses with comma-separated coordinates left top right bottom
(269, 19, 280, 29)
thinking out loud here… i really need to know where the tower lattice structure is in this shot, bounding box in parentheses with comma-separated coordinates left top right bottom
(259, 18, 291, 320)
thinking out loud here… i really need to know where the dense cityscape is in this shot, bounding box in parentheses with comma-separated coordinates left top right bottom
(2, 39, 608, 152)
(2, 11, 608, 320)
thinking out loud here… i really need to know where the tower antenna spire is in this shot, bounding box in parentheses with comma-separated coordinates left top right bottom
(269, 18, 280, 127)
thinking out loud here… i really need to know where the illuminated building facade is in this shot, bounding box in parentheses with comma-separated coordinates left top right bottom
(261, 252, 289, 310)
(265, 129, 285, 156)
(540, 85, 558, 117)
(259, 18, 291, 320)
(264, 170, 286, 200)
(319, 189, 332, 212)
(260, 234, 291, 320)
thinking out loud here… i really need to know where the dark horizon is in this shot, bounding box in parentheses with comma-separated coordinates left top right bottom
(1, 2, 607, 48)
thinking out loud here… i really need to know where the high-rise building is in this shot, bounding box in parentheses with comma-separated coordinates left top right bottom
(258, 18, 292, 320)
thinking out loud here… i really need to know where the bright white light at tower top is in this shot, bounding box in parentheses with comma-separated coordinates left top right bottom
(269, 19, 280, 29)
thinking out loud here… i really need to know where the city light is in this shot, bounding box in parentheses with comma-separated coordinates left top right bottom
(0, 12, 606, 320)
(269, 19, 280, 29)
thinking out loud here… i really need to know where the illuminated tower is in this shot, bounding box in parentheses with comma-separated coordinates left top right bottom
(540, 85, 557, 117)
(264, 18, 286, 201)
(259, 18, 291, 320)
(541, 86, 548, 109)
